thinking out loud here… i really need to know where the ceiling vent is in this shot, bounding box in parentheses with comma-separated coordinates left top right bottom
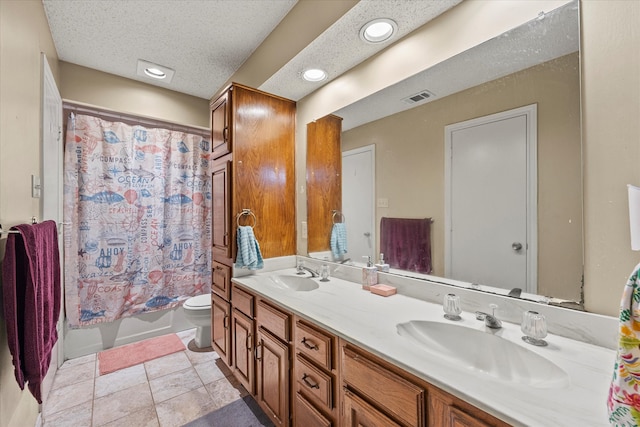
(402, 90, 435, 104)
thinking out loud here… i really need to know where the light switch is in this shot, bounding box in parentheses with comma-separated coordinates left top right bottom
(32, 175, 41, 198)
(377, 198, 389, 208)
(301, 221, 308, 239)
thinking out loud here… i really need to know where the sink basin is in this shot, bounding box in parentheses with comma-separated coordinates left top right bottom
(396, 321, 569, 388)
(265, 275, 319, 292)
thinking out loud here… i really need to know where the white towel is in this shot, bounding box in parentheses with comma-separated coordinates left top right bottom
(235, 226, 264, 270)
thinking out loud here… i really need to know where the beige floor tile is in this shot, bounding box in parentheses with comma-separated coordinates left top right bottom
(193, 359, 226, 385)
(51, 359, 95, 390)
(155, 386, 213, 427)
(184, 346, 220, 366)
(92, 382, 154, 426)
(42, 400, 92, 427)
(94, 363, 147, 398)
(58, 353, 96, 370)
(149, 367, 204, 403)
(204, 376, 246, 411)
(176, 328, 196, 347)
(144, 351, 191, 380)
(98, 406, 159, 427)
(43, 378, 94, 417)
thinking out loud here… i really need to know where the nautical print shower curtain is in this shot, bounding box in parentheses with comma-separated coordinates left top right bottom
(63, 113, 211, 328)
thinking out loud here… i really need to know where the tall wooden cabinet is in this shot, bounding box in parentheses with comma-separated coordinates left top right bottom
(210, 83, 296, 379)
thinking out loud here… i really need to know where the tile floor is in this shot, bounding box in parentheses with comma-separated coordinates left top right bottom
(41, 329, 254, 427)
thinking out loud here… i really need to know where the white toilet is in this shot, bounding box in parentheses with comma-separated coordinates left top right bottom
(183, 294, 212, 348)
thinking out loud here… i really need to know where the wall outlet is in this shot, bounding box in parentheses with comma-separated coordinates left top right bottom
(377, 198, 389, 208)
(301, 221, 308, 239)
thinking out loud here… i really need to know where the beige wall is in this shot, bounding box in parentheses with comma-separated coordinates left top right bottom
(0, 1, 59, 426)
(297, 0, 640, 317)
(341, 53, 582, 301)
(60, 62, 209, 128)
(582, 0, 640, 315)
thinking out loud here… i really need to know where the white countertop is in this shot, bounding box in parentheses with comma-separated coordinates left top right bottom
(232, 268, 614, 427)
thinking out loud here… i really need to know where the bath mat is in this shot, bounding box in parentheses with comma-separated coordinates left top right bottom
(183, 396, 274, 427)
(97, 333, 185, 375)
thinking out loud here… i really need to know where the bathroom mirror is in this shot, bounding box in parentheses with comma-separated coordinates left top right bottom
(306, 1, 583, 307)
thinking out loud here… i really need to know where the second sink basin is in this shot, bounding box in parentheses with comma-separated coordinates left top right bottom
(266, 275, 319, 292)
(396, 320, 569, 388)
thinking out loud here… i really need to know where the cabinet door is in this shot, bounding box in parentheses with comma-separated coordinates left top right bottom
(212, 260, 231, 299)
(212, 158, 232, 260)
(211, 90, 231, 159)
(256, 328, 290, 427)
(295, 392, 333, 427)
(232, 309, 254, 394)
(450, 408, 491, 427)
(343, 388, 400, 427)
(211, 293, 231, 367)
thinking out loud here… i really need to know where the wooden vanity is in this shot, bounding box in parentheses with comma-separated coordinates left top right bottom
(212, 280, 511, 427)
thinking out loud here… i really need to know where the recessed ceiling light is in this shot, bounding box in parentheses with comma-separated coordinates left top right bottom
(144, 67, 166, 79)
(303, 68, 327, 82)
(360, 18, 398, 44)
(136, 60, 175, 83)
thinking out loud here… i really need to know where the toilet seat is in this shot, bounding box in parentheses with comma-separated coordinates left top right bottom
(184, 294, 211, 310)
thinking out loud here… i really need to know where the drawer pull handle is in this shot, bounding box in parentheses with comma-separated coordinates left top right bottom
(302, 374, 320, 389)
(255, 343, 263, 361)
(301, 337, 319, 350)
(246, 333, 252, 350)
(223, 315, 229, 329)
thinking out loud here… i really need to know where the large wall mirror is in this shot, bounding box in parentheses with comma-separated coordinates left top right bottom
(306, 1, 583, 308)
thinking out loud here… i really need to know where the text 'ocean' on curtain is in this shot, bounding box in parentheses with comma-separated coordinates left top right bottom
(63, 113, 212, 328)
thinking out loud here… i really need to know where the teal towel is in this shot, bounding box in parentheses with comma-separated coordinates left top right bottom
(236, 226, 264, 270)
(330, 223, 347, 259)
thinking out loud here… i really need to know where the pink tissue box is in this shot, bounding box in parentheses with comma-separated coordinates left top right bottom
(370, 284, 397, 297)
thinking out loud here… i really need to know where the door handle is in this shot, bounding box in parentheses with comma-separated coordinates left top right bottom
(512, 242, 523, 251)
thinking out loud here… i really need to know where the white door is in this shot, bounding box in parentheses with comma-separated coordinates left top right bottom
(41, 54, 64, 365)
(445, 105, 537, 293)
(342, 145, 375, 264)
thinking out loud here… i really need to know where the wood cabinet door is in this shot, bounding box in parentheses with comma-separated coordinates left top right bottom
(232, 309, 254, 394)
(211, 90, 231, 159)
(256, 328, 290, 427)
(212, 158, 231, 260)
(343, 388, 401, 427)
(211, 260, 230, 299)
(211, 293, 231, 367)
(450, 408, 491, 427)
(295, 392, 333, 427)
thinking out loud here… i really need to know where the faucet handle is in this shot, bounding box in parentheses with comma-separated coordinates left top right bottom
(489, 303, 498, 316)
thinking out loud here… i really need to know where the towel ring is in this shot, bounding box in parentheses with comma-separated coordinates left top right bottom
(237, 209, 257, 228)
(332, 210, 345, 224)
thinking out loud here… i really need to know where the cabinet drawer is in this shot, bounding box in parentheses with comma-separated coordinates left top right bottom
(257, 300, 290, 342)
(342, 345, 425, 427)
(212, 261, 231, 299)
(232, 284, 254, 318)
(294, 392, 333, 427)
(295, 320, 333, 370)
(295, 355, 333, 410)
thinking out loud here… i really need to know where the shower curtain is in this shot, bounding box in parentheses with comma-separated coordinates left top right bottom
(63, 113, 211, 328)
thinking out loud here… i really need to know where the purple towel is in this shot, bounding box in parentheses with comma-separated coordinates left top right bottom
(380, 217, 432, 274)
(2, 220, 61, 403)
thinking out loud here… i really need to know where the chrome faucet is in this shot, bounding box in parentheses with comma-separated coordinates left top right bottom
(299, 266, 319, 278)
(475, 304, 502, 329)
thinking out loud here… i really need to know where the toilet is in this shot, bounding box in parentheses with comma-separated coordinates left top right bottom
(182, 294, 212, 348)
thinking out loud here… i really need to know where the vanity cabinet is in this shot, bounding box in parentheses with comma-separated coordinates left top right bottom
(293, 318, 338, 426)
(227, 282, 512, 427)
(211, 293, 231, 367)
(255, 299, 292, 427)
(211, 89, 231, 159)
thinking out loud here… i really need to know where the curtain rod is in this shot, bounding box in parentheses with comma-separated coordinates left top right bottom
(62, 101, 210, 138)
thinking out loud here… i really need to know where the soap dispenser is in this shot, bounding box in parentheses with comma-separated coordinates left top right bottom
(361, 256, 378, 290)
(375, 253, 390, 273)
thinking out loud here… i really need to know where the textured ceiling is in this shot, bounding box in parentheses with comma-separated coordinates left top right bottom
(335, 0, 580, 131)
(42, 0, 462, 102)
(259, 0, 462, 101)
(42, 0, 297, 99)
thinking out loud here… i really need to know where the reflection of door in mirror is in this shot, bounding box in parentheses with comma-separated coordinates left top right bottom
(306, 115, 342, 254)
(343, 145, 375, 263)
(445, 105, 537, 294)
